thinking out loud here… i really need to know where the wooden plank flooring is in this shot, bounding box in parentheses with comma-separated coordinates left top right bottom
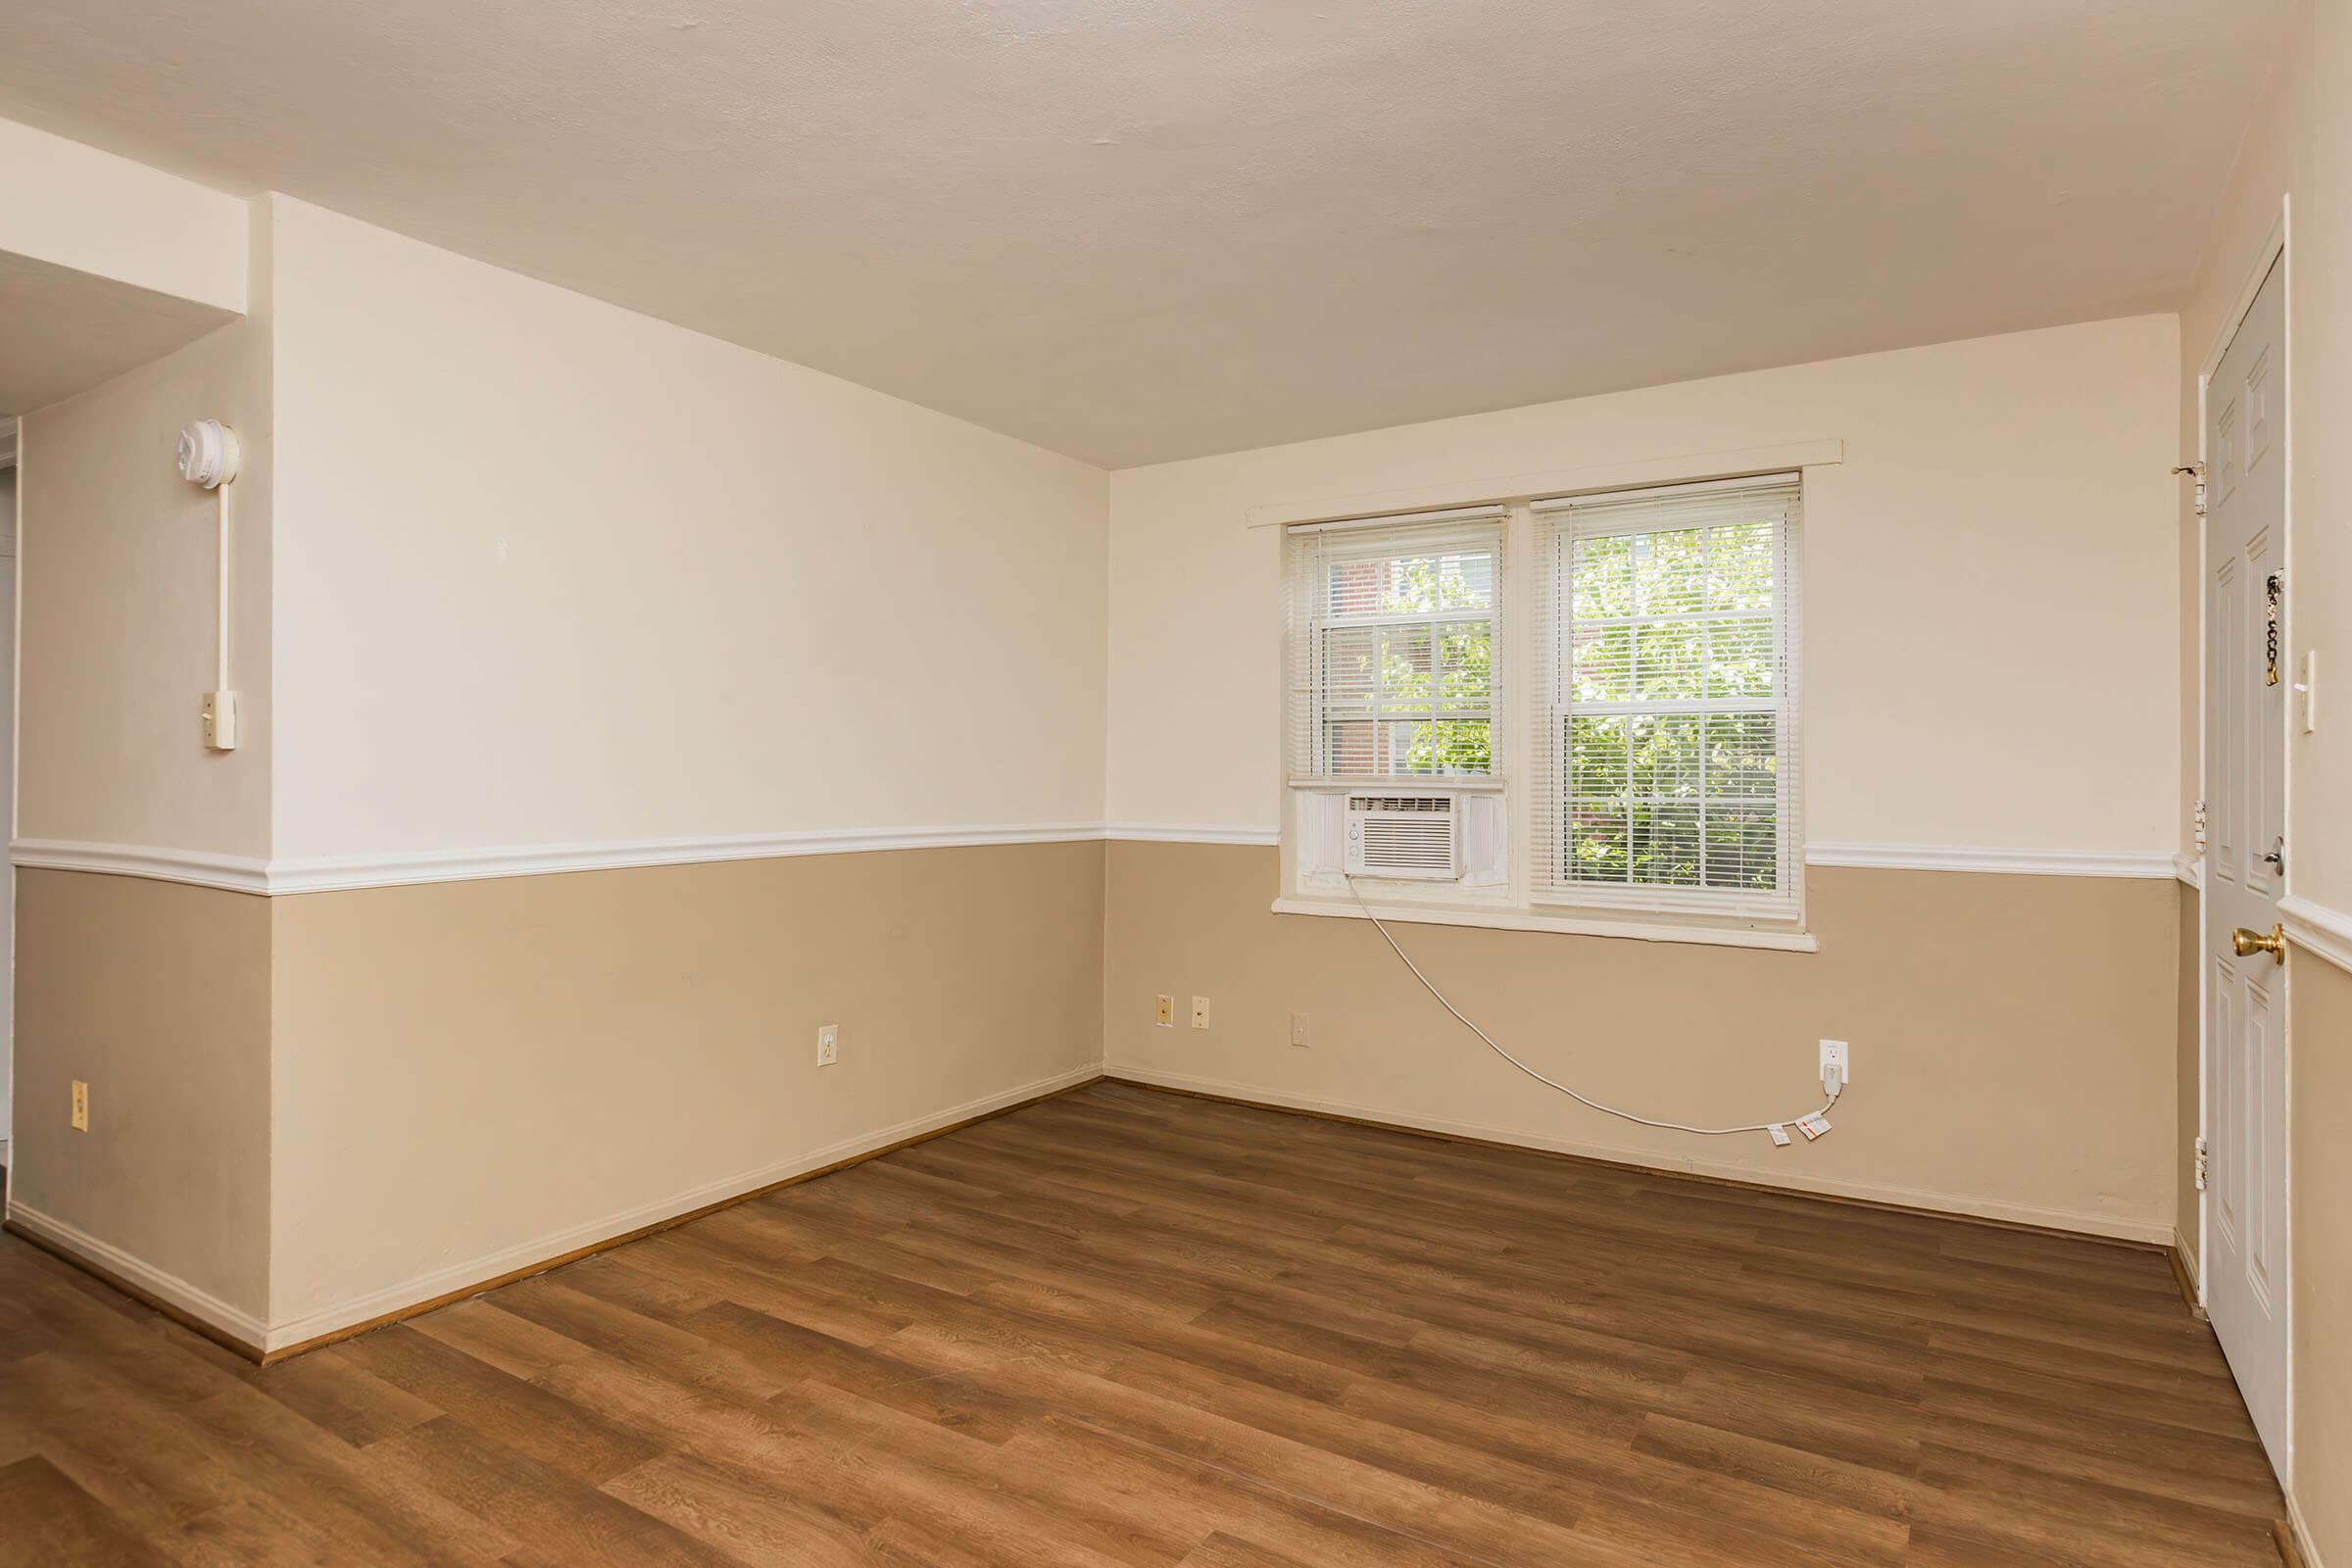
(0, 1080, 2286, 1565)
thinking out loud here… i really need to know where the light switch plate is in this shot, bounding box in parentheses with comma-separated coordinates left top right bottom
(816, 1024, 839, 1066)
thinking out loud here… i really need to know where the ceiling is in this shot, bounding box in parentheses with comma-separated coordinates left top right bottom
(0, 250, 238, 418)
(0, 1, 2285, 466)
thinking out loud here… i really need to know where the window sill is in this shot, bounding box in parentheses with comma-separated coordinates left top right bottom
(1270, 894, 1819, 953)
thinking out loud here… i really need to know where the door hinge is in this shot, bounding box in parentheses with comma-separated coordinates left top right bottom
(2194, 1136, 2210, 1192)
(2193, 800, 2208, 852)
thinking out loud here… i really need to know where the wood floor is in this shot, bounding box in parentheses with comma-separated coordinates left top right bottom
(0, 1080, 2287, 1566)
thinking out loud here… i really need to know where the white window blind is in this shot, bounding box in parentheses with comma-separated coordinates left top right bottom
(1285, 510, 1504, 783)
(1531, 475, 1802, 920)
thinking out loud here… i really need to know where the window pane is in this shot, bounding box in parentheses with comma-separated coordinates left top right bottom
(1565, 800, 1629, 883)
(1705, 712, 1777, 797)
(1707, 616, 1776, 700)
(1634, 617, 1706, 700)
(1635, 528, 1707, 617)
(1380, 623, 1435, 703)
(1571, 623, 1632, 702)
(1327, 558, 1385, 616)
(1707, 520, 1776, 611)
(1568, 713, 1627, 796)
(1630, 801, 1701, 886)
(1703, 804, 1779, 890)
(1435, 623, 1492, 710)
(1325, 719, 1375, 775)
(1323, 625, 1378, 706)
(1629, 713, 1701, 799)
(1330, 549, 1494, 616)
(1388, 717, 1490, 776)
(1572, 534, 1634, 619)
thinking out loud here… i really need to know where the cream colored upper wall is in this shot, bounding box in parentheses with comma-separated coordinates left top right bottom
(0, 116, 245, 314)
(15, 199, 273, 859)
(265, 197, 1108, 861)
(1108, 317, 2181, 852)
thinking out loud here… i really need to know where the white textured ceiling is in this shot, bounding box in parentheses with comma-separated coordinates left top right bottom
(0, 1, 2285, 466)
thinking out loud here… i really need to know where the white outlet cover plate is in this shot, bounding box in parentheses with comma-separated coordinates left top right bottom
(1820, 1038, 1850, 1082)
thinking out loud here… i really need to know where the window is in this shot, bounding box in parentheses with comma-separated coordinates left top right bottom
(1285, 509, 1503, 783)
(1281, 475, 1804, 941)
(1533, 476, 1801, 921)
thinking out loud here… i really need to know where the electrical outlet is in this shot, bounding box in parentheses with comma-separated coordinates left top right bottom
(71, 1080, 89, 1132)
(1153, 994, 1174, 1027)
(1290, 1012, 1309, 1048)
(1820, 1039, 1850, 1092)
(815, 1024, 839, 1066)
(1191, 996, 1211, 1029)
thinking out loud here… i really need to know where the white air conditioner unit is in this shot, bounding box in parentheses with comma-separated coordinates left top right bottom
(1345, 795, 1464, 881)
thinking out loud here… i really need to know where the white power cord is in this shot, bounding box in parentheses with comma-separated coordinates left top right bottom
(1345, 875, 1841, 1138)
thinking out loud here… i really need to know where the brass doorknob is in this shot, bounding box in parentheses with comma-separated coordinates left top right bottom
(2231, 924, 2287, 964)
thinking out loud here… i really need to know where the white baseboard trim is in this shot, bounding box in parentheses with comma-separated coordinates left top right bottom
(259, 1060, 1102, 1352)
(3, 1201, 270, 1350)
(1106, 1065, 2175, 1248)
(2286, 1489, 2328, 1568)
(13, 828, 2189, 896)
(2174, 1226, 2202, 1297)
(2281, 894, 2352, 976)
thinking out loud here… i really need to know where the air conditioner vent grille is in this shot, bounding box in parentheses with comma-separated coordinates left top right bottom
(1345, 796, 1463, 881)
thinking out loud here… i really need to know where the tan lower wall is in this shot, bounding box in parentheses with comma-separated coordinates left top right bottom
(265, 840, 1105, 1339)
(8, 869, 272, 1324)
(2292, 955, 2352, 1563)
(1104, 843, 2180, 1241)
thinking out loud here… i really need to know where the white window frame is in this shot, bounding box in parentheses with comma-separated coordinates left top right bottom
(1285, 507, 1507, 790)
(1274, 463, 1817, 954)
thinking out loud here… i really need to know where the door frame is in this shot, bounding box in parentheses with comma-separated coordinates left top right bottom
(2193, 197, 2290, 1484)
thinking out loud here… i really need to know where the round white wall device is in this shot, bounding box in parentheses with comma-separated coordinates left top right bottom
(176, 418, 241, 490)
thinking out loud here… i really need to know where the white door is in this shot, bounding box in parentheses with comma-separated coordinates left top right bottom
(2203, 252, 2289, 1476)
(0, 469, 13, 1171)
